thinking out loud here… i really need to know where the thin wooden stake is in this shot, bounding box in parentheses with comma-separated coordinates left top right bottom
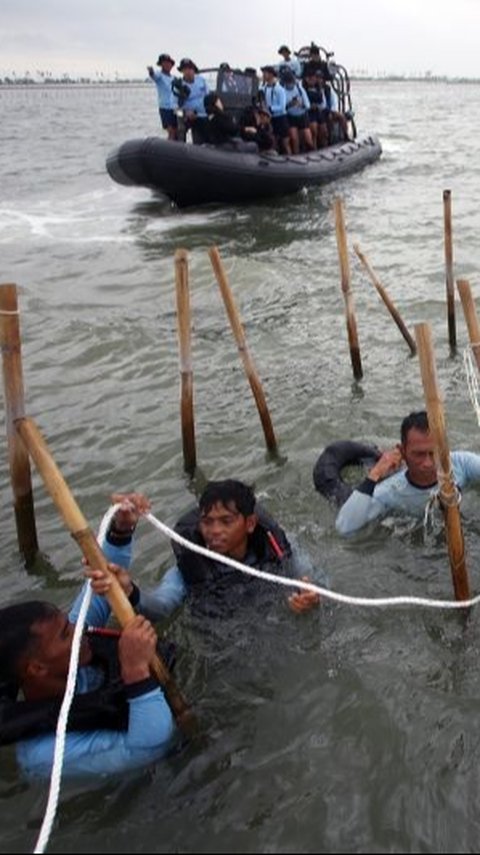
(208, 246, 278, 453)
(334, 199, 363, 380)
(443, 189, 457, 353)
(0, 284, 38, 563)
(457, 279, 480, 373)
(174, 250, 196, 473)
(353, 244, 416, 356)
(15, 416, 194, 731)
(414, 323, 470, 601)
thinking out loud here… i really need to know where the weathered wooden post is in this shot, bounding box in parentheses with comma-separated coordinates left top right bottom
(353, 243, 416, 356)
(174, 249, 196, 474)
(414, 322, 470, 601)
(443, 189, 456, 353)
(0, 283, 38, 563)
(334, 198, 363, 380)
(208, 246, 278, 453)
(457, 279, 480, 373)
(15, 416, 194, 730)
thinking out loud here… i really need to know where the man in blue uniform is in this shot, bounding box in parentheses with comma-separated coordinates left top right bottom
(88, 480, 320, 619)
(336, 410, 480, 536)
(0, 587, 175, 778)
(147, 53, 178, 140)
(177, 58, 209, 144)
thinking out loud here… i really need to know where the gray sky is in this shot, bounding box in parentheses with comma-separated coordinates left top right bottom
(1, 0, 478, 78)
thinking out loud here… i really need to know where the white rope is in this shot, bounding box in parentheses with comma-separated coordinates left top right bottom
(144, 511, 480, 610)
(0, 309, 20, 316)
(33, 505, 118, 854)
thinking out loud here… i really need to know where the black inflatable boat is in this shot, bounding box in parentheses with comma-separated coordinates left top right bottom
(106, 134, 382, 207)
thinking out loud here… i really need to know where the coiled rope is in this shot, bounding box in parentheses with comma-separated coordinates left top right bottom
(34, 501, 480, 852)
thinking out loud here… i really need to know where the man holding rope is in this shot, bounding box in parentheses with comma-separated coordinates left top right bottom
(336, 410, 480, 536)
(89, 480, 320, 618)
(0, 592, 175, 778)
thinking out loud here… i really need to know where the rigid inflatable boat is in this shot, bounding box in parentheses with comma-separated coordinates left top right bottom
(106, 134, 382, 208)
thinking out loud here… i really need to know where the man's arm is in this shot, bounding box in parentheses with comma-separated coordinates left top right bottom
(335, 448, 402, 536)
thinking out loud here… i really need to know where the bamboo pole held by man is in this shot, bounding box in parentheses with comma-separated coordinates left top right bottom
(0, 284, 38, 563)
(457, 279, 480, 374)
(443, 189, 456, 353)
(174, 249, 196, 473)
(353, 244, 416, 356)
(15, 416, 194, 730)
(414, 323, 470, 601)
(334, 199, 363, 380)
(208, 246, 278, 453)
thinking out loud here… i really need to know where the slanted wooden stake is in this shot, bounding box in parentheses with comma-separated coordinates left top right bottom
(414, 323, 470, 601)
(443, 189, 456, 353)
(174, 250, 196, 473)
(0, 284, 38, 563)
(457, 279, 480, 373)
(353, 244, 416, 356)
(15, 416, 194, 731)
(208, 246, 278, 453)
(334, 198, 363, 380)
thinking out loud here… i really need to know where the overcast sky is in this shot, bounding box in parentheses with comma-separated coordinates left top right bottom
(1, 0, 478, 78)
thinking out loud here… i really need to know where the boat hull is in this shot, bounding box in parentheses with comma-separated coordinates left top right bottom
(106, 135, 382, 207)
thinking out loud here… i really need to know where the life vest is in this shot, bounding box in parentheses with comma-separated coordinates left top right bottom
(172, 504, 292, 614)
(0, 630, 128, 747)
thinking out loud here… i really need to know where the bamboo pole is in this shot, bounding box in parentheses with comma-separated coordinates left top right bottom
(174, 250, 196, 473)
(353, 244, 417, 356)
(333, 199, 363, 380)
(443, 189, 456, 353)
(414, 323, 470, 601)
(457, 279, 480, 373)
(15, 416, 193, 730)
(0, 284, 39, 562)
(208, 246, 278, 453)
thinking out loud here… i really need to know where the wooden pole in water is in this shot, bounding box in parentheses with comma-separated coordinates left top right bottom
(15, 416, 193, 729)
(443, 189, 457, 353)
(457, 279, 480, 374)
(414, 323, 470, 601)
(208, 246, 278, 453)
(334, 198, 363, 380)
(0, 284, 39, 563)
(174, 249, 196, 474)
(353, 244, 417, 356)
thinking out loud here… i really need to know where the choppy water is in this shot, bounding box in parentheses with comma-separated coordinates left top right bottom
(1, 80, 480, 853)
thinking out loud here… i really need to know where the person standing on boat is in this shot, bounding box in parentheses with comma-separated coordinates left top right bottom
(86, 482, 320, 620)
(277, 45, 302, 79)
(335, 410, 480, 536)
(259, 66, 291, 154)
(177, 58, 210, 145)
(147, 53, 178, 141)
(281, 70, 314, 154)
(302, 69, 329, 148)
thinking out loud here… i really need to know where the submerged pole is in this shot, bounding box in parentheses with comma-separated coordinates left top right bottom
(414, 323, 470, 601)
(443, 189, 456, 354)
(457, 279, 480, 374)
(208, 246, 278, 453)
(174, 250, 197, 474)
(334, 198, 363, 380)
(15, 416, 194, 730)
(353, 244, 416, 356)
(0, 284, 38, 563)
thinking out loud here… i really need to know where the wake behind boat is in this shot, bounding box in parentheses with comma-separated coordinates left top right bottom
(106, 45, 382, 208)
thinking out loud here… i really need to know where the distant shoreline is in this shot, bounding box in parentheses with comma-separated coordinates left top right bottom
(0, 76, 479, 90)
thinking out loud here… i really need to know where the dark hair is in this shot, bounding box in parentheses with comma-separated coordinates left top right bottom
(400, 410, 429, 444)
(0, 601, 59, 689)
(199, 480, 256, 517)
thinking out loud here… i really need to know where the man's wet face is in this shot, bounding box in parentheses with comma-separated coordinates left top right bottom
(199, 501, 257, 559)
